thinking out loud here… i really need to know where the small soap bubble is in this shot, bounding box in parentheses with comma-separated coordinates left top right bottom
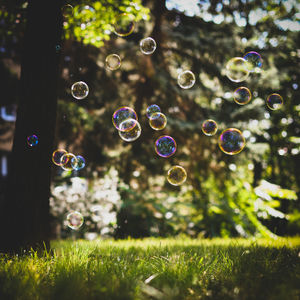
(52, 149, 68, 166)
(167, 165, 187, 186)
(27, 135, 38, 147)
(155, 135, 177, 158)
(75, 5, 96, 26)
(112, 107, 137, 131)
(119, 119, 141, 142)
(226, 57, 249, 82)
(140, 37, 157, 55)
(146, 104, 161, 118)
(71, 81, 89, 100)
(60, 153, 77, 171)
(149, 112, 167, 130)
(72, 155, 85, 170)
(177, 70, 195, 89)
(67, 211, 84, 230)
(218, 128, 246, 155)
(202, 119, 218, 136)
(266, 93, 283, 110)
(243, 51, 262, 72)
(105, 54, 121, 70)
(113, 13, 135, 37)
(62, 4, 73, 18)
(233, 87, 252, 105)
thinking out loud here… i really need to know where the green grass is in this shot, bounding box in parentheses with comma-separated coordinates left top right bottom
(0, 238, 299, 300)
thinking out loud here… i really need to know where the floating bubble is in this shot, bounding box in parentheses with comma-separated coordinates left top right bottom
(113, 13, 135, 37)
(52, 149, 68, 166)
(266, 93, 283, 110)
(60, 153, 78, 171)
(202, 119, 218, 136)
(177, 70, 196, 89)
(146, 104, 161, 118)
(62, 4, 73, 18)
(167, 165, 187, 186)
(71, 81, 89, 100)
(243, 51, 262, 72)
(105, 54, 121, 71)
(155, 135, 177, 158)
(140, 37, 157, 55)
(75, 5, 96, 26)
(226, 57, 249, 82)
(233, 87, 252, 105)
(66, 211, 84, 230)
(27, 135, 38, 147)
(149, 112, 167, 130)
(118, 119, 141, 142)
(112, 106, 137, 131)
(72, 155, 85, 170)
(218, 128, 246, 155)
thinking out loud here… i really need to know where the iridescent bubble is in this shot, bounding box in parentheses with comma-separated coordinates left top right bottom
(118, 119, 141, 142)
(112, 106, 137, 131)
(177, 70, 196, 89)
(226, 57, 249, 82)
(243, 51, 263, 72)
(146, 104, 161, 118)
(52, 149, 68, 166)
(66, 211, 84, 230)
(233, 87, 252, 105)
(75, 5, 96, 26)
(27, 135, 38, 147)
(167, 165, 187, 186)
(149, 112, 167, 130)
(155, 135, 177, 158)
(218, 128, 246, 155)
(202, 119, 218, 136)
(113, 13, 135, 37)
(62, 4, 73, 18)
(71, 81, 89, 100)
(60, 153, 78, 171)
(105, 54, 121, 71)
(140, 37, 157, 55)
(72, 155, 85, 170)
(266, 93, 283, 110)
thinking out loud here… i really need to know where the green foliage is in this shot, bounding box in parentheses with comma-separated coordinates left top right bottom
(0, 238, 299, 299)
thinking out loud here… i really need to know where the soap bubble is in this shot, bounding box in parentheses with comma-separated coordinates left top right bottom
(146, 104, 161, 118)
(27, 135, 38, 147)
(113, 13, 135, 37)
(140, 37, 157, 55)
(155, 135, 177, 158)
(62, 4, 73, 18)
(243, 51, 262, 72)
(202, 119, 218, 136)
(112, 107, 137, 131)
(218, 128, 246, 155)
(60, 153, 78, 171)
(266, 93, 283, 110)
(75, 5, 96, 26)
(167, 165, 187, 186)
(72, 155, 85, 170)
(177, 70, 195, 89)
(118, 119, 141, 142)
(149, 112, 167, 130)
(66, 211, 84, 230)
(71, 81, 89, 100)
(52, 149, 68, 166)
(105, 54, 121, 71)
(226, 57, 249, 82)
(233, 87, 252, 105)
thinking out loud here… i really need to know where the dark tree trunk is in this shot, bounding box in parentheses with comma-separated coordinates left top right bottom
(0, 0, 62, 253)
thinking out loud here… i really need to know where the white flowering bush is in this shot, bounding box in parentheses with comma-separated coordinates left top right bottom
(50, 167, 122, 238)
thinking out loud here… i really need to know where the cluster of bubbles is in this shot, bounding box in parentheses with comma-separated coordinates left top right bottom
(52, 149, 86, 171)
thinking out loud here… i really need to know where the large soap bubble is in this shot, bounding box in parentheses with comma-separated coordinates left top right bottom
(66, 211, 84, 230)
(167, 165, 187, 186)
(60, 153, 78, 171)
(243, 51, 263, 72)
(149, 112, 167, 130)
(233, 87, 252, 105)
(112, 106, 137, 131)
(52, 149, 67, 166)
(155, 135, 177, 158)
(105, 54, 121, 71)
(113, 13, 135, 37)
(71, 81, 89, 100)
(146, 104, 161, 118)
(218, 128, 246, 155)
(202, 120, 218, 136)
(266, 93, 283, 110)
(140, 37, 157, 55)
(118, 119, 141, 142)
(177, 70, 195, 89)
(226, 57, 249, 82)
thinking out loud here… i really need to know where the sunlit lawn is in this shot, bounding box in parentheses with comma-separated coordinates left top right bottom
(0, 237, 299, 300)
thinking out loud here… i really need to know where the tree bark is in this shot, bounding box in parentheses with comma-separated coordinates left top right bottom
(0, 0, 62, 253)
